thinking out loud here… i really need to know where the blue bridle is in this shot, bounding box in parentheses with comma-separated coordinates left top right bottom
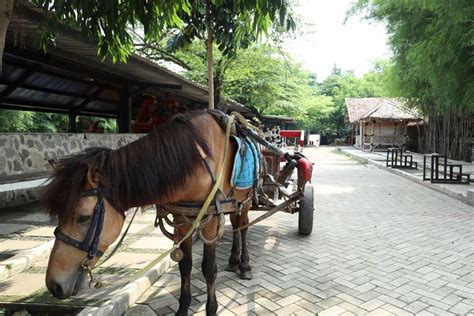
(53, 187, 117, 262)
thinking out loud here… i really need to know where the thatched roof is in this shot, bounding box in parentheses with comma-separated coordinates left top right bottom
(345, 98, 422, 123)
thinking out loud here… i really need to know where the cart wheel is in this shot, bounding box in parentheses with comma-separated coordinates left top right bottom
(298, 184, 314, 235)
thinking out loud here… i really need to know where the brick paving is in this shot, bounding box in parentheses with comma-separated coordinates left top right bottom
(129, 147, 474, 315)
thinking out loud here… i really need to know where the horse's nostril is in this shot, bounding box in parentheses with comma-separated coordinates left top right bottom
(48, 281, 67, 299)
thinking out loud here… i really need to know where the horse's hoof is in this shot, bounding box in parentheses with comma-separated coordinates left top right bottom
(239, 270, 252, 280)
(225, 264, 239, 272)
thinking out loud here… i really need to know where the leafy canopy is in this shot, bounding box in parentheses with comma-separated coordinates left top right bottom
(350, 0, 474, 112)
(33, 0, 190, 63)
(33, 0, 295, 62)
(166, 0, 295, 56)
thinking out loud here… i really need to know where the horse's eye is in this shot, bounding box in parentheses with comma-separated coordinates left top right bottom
(77, 215, 91, 224)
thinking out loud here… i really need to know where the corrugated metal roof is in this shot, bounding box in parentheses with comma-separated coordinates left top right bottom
(0, 2, 246, 117)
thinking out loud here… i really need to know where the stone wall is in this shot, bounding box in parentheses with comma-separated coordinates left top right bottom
(0, 133, 143, 176)
(0, 133, 143, 208)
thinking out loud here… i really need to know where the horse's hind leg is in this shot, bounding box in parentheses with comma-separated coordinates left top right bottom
(239, 206, 252, 280)
(225, 213, 240, 272)
(202, 242, 218, 315)
(176, 233, 193, 316)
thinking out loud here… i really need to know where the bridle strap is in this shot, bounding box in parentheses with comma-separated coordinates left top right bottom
(82, 187, 125, 219)
(54, 227, 104, 257)
(81, 198, 106, 259)
(54, 186, 113, 260)
(82, 188, 102, 197)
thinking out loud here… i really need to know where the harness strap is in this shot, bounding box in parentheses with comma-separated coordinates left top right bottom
(159, 199, 238, 216)
(202, 157, 216, 183)
(199, 143, 228, 202)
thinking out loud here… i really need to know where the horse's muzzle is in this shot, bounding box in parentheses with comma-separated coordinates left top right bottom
(47, 280, 69, 299)
(47, 268, 88, 299)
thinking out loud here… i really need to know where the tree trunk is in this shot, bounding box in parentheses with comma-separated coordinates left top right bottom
(206, 0, 214, 110)
(213, 59, 223, 109)
(0, 0, 15, 77)
(213, 73, 221, 107)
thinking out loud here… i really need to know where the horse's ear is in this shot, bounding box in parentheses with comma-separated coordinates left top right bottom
(86, 166, 101, 187)
(48, 159, 60, 172)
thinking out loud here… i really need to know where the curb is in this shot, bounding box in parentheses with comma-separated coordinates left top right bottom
(79, 256, 175, 316)
(338, 147, 473, 206)
(0, 239, 54, 281)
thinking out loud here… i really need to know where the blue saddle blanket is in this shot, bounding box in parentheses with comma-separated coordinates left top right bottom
(231, 136, 260, 190)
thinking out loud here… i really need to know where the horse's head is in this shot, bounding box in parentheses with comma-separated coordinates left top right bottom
(42, 148, 125, 299)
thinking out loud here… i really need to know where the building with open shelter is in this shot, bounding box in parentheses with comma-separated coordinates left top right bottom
(345, 98, 423, 151)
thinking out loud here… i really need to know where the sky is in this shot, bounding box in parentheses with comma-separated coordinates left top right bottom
(283, 0, 391, 81)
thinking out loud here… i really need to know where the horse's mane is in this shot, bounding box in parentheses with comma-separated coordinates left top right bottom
(42, 111, 212, 217)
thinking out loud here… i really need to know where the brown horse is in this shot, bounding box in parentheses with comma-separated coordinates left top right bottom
(42, 110, 255, 315)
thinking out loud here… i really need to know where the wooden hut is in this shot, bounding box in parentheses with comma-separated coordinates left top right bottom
(345, 98, 423, 151)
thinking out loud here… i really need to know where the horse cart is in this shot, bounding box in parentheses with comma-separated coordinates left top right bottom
(251, 149, 314, 235)
(225, 116, 315, 236)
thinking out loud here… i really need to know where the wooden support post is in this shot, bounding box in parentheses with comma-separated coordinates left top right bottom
(351, 124, 354, 145)
(68, 112, 77, 133)
(118, 81, 131, 133)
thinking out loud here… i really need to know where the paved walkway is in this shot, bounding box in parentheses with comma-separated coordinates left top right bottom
(339, 147, 473, 205)
(128, 147, 474, 316)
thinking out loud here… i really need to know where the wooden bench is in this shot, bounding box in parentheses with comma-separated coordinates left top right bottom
(364, 135, 406, 152)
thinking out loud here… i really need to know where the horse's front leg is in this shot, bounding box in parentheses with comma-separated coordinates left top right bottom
(225, 213, 240, 272)
(239, 207, 252, 280)
(202, 241, 218, 315)
(176, 226, 193, 316)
